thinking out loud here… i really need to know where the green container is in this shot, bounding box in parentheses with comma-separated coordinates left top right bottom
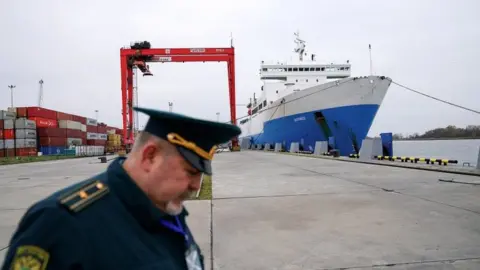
(65, 149, 76, 156)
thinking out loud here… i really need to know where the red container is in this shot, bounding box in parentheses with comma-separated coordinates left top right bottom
(27, 107, 57, 119)
(2, 149, 15, 157)
(97, 126, 107, 134)
(0, 129, 3, 139)
(71, 115, 86, 125)
(3, 129, 14, 139)
(37, 127, 67, 137)
(57, 112, 72, 121)
(16, 107, 27, 118)
(16, 147, 37, 157)
(82, 138, 87, 145)
(66, 129, 83, 138)
(115, 128, 123, 135)
(28, 117, 58, 128)
(0, 149, 4, 157)
(87, 139, 106, 146)
(81, 132, 86, 139)
(39, 137, 67, 146)
(87, 125, 98, 133)
(0, 120, 3, 129)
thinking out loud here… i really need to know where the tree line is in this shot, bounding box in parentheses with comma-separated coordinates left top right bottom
(393, 125, 480, 140)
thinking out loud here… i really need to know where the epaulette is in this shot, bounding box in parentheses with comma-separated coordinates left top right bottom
(58, 178, 109, 213)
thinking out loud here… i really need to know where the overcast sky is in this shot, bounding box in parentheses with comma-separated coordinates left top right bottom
(1, 0, 479, 137)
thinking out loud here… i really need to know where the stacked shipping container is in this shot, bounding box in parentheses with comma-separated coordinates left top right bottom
(0, 106, 122, 158)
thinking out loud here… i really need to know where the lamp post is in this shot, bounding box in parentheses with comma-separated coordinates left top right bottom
(216, 112, 220, 122)
(7, 85, 15, 108)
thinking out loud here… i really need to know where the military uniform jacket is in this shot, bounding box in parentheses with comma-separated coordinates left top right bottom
(1, 157, 205, 270)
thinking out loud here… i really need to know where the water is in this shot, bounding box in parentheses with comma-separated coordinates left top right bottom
(393, 139, 480, 166)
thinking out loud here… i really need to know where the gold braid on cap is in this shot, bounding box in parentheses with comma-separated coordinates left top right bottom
(167, 133, 217, 160)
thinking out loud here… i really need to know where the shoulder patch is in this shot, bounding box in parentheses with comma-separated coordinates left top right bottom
(11, 245, 50, 270)
(58, 179, 109, 213)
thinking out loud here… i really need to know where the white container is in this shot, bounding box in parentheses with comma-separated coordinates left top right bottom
(3, 120, 14, 129)
(59, 120, 82, 130)
(15, 129, 37, 139)
(16, 139, 37, 148)
(0, 110, 16, 120)
(15, 118, 36, 129)
(87, 133, 98, 139)
(107, 129, 116, 135)
(0, 140, 3, 149)
(75, 145, 87, 157)
(67, 138, 82, 146)
(81, 124, 87, 132)
(86, 118, 97, 126)
(4, 139, 15, 149)
(98, 134, 107, 140)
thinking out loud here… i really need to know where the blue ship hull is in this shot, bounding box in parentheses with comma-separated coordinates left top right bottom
(241, 104, 380, 155)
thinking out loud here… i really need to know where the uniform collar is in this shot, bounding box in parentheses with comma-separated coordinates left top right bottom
(106, 157, 187, 230)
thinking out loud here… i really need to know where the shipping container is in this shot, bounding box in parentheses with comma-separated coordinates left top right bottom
(16, 107, 28, 118)
(0, 140, 3, 149)
(28, 117, 58, 128)
(98, 134, 107, 140)
(87, 139, 106, 146)
(39, 146, 67, 155)
(3, 149, 15, 157)
(37, 127, 67, 137)
(71, 115, 87, 125)
(75, 146, 105, 156)
(86, 118, 97, 126)
(15, 129, 37, 139)
(0, 110, 16, 120)
(97, 126, 107, 134)
(66, 129, 83, 138)
(3, 139, 15, 149)
(87, 125, 97, 133)
(16, 147, 37, 157)
(107, 129, 116, 135)
(107, 140, 121, 147)
(0, 149, 3, 157)
(0, 130, 3, 139)
(81, 124, 86, 132)
(87, 132, 98, 139)
(3, 120, 14, 129)
(0, 120, 3, 129)
(3, 130, 14, 140)
(59, 120, 82, 130)
(27, 107, 57, 119)
(16, 138, 37, 148)
(115, 128, 123, 135)
(67, 138, 82, 146)
(56, 112, 72, 121)
(38, 137, 67, 147)
(15, 118, 36, 129)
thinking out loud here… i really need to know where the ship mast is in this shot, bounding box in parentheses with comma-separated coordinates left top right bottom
(294, 31, 306, 62)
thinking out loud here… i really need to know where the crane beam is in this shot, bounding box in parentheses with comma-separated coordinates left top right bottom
(120, 43, 239, 152)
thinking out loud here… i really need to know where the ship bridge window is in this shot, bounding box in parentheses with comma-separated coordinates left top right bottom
(299, 68, 304, 71)
(262, 68, 267, 72)
(293, 68, 298, 71)
(288, 68, 292, 71)
(321, 67, 325, 71)
(315, 67, 320, 71)
(252, 107, 258, 114)
(263, 100, 267, 107)
(310, 67, 315, 71)
(259, 103, 263, 110)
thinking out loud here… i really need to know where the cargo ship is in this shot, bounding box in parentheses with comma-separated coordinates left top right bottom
(0, 106, 124, 158)
(238, 32, 392, 155)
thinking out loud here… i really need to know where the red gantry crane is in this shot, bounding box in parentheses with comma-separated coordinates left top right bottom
(120, 41, 239, 152)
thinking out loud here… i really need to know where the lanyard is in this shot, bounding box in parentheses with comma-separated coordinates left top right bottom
(159, 216, 189, 245)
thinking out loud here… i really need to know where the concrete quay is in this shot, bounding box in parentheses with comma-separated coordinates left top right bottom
(0, 151, 479, 269)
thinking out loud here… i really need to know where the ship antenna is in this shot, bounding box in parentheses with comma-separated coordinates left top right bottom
(294, 31, 306, 62)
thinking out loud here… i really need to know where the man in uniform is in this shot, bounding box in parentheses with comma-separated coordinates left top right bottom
(1, 106, 241, 270)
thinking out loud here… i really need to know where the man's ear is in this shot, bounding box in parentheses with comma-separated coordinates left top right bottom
(140, 143, 159, 172)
